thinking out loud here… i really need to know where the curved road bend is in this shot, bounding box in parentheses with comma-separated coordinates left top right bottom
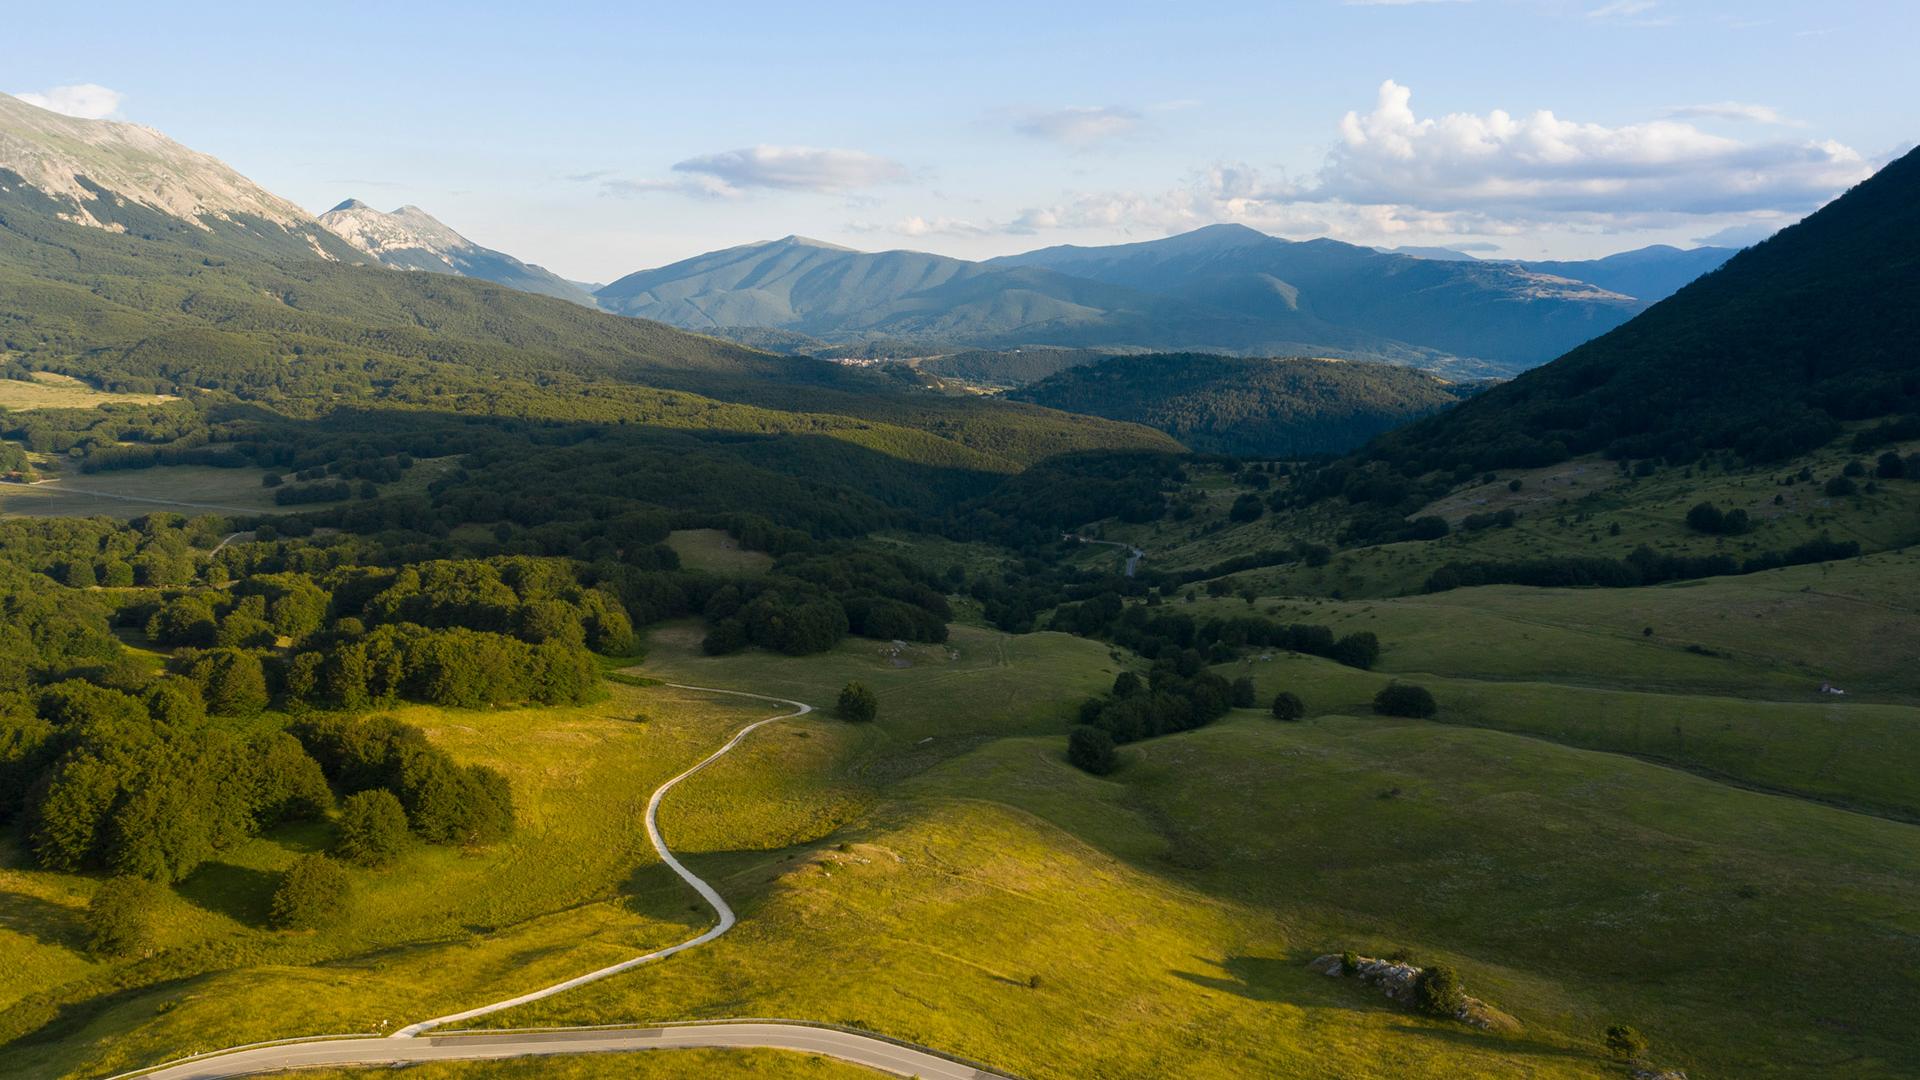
(124, 1023, 1010, 1079)
(116, 683, 1013, 1078)
(392, 684, 811, 1036)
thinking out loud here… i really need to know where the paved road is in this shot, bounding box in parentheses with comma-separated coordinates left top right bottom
(116, 684, 1017, 1079)
(127, 1022, 1010, 1079)
(1065, 534, 1145, 577)
(392, 684, 812, 1036)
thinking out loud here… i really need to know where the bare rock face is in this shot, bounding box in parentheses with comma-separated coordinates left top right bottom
(1308, 953, 1522, 1034)
(0, 91, 312, 232)
(1630, 1070, 1688, 1080)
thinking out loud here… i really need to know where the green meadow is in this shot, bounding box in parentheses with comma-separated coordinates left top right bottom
(6, 579, 1920, 1079)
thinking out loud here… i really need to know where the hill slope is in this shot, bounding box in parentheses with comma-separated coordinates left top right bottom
(1011, 353, 1471, 456)
(1366, 145, 1920, 473)
(598, 224, 1723, 374)
(0, 92, 357, 262)
(993, 225, 1642, 372)
(318, 200, 598, 306)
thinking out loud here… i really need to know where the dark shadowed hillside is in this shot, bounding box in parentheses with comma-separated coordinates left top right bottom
(1363, 144, 1920, 473)
(1010, 353, 1472, 456)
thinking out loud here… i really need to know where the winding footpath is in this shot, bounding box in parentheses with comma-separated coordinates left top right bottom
(113, 684, 1013, 1080)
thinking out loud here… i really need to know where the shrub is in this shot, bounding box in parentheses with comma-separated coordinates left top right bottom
(1824, 475, 1857, 497)
(836, 681, 878, 723)
(1339, 950, 1359, 975)
(1067, 725, 1117, 775)
(1605, 1023, 1649, 1061)
(1271, 691, 1304, 721)
(1877, 451, 1907, 479)
(1373, 683, 1437, 718)
(1330, 631, 1380, 670)
(85, 876, 160, 957)
(1229, 676, 1257, 708)
(1412, 963, 1465, 1017)
(335, 789, 410, 867)
(269, 854, 349, 929)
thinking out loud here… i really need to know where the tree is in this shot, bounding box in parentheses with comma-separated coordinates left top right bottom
(1331, 632, 1381, 670)
(1112, 671, 1143, 698)
(1685, 502, 1725, 534)
(1229, 676, 1257, 708)
(1373, 682, 1438, 718)
(85, 876, 161, 957)
(1066, 725, 1117, 775)
(270, 854, 350, 929)
(836, 681, 878, 723)
(1877, 451, 1907, 479)
(1271, 691, 1304, 722)
(335, 789, 410, 866)
(1412, 963, 1465, 1017)
(1605, 1023, 1649, 1062)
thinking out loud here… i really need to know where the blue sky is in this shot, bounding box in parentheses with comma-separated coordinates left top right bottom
(9, 0, 1915, 280)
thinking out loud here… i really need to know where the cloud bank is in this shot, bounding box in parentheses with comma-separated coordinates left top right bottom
(1014, 106, 1141, 147)
(13, 83, 123, 120)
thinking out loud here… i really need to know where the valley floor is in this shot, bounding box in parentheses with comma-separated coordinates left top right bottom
(5, 567, 1919, 1079)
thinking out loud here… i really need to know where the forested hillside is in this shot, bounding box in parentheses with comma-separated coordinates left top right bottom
(1012, 354, 1472, 456)
(1363, 144, 1920, 475)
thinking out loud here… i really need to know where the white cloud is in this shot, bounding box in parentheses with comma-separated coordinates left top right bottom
(1014, 105, 1141, 147)
(1315, 80, 1868, 216)
(849, 215, 991, 238)
(669, 145, 907, 194)
(1587, 0, 1657, 18)
(1667, 102, 1797, 126)
(1692, 221, 1786, 247)
(13, 83, 123, 120)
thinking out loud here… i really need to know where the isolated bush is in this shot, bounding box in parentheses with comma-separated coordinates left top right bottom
(1412, 963, 1465, 1017)
(1067, 725, 1117, 775)
(836, 681, 878, 723)
(1877, 451, 1906, 479)
(1271, 691, 1304, 721)
(85, 876, 160, 957)
(1373, 683, 1438, 718)
(335, 789, 409, 866)
(1229, 676, 1257, 708)
(1825, 475, 1857, 497)
(1330, 631, 1380, 670)
(1605, 1023, 1649, 1061)
(270, 854, 349, 929)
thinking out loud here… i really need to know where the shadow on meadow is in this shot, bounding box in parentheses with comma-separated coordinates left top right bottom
(0, 889, 82, 950)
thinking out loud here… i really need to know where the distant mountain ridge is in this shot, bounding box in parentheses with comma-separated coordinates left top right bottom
(317, 199, 598, 306)
(600, 225, 1734, 375)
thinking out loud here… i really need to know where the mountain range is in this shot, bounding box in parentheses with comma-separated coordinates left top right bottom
(317, 200, 597, 306)
(595, 225, 1735, 375)
(0, 89, 1737, 382)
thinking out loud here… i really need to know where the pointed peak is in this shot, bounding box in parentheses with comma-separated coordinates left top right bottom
(327, 198, 371, 213)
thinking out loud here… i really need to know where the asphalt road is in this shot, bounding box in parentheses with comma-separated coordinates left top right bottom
(129, 1022, 1011, 1079)
(115, 684, 1019, 1079)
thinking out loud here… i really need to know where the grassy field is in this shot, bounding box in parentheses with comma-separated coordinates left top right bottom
(8, 576, 1920, 1079)
(0, 371, 174, 410)
(0, 685, 785, 1079)
(0, 456, 462, 520)
(665, 529, 774, 575)
(0, 463, 286, 519)
(1092, 443, 1920, 600)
